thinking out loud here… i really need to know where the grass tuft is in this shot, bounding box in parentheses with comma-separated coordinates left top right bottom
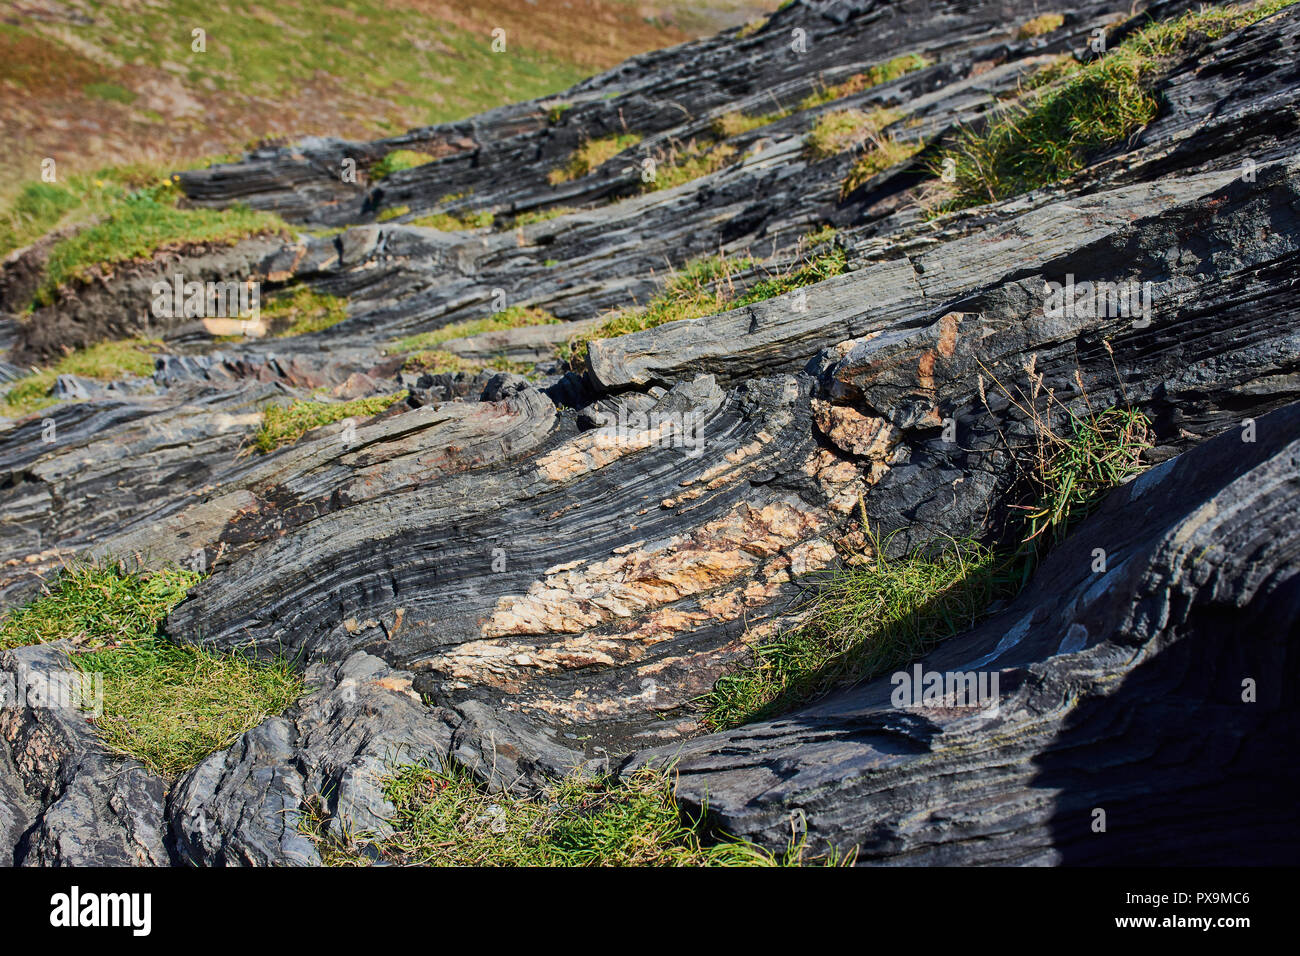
(402, 350, 532, 377)
(262, 285, 349, 337)
(253, 390, 408, 453)
(841, 138, 924, 197)
(548, 132, 642, 185)
(391, 305, 559, 355)
(642, 140, 738, 192)
(934, 0, 1296, 211)
(563, 247, 847, 363)
(304, 762, 828, 866)
(805, 107, 899, 159)
(371, 149, 435, 180)
(711, 109, 789, 138)
(1017, 12, 1065, 40)
(513, 206, 575, 227)
(703, 530, 1011, 730)
(409, 208, 496, 231)
(0, 563, 302, 777)
(1, 337, 159, 419)
(798, 54, 930, 110)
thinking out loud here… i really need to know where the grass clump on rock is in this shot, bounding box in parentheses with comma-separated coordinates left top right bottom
(253, 390, 408, 453)
(704, 531, 1010, 730)
(371, 149, 435, 179)
(409, 208, 496, 231)
(706, 380, 1152, 729)
(305, 762, 823, 866)
(935, 0, 1296, 210)
(401, 350, 532, 377)
(711, 109, 790, 138)
(1, 337, 159, 418)
(563, 246, 847, 363)
(805, 108, 900, 159)
(641, 139, 737, 192)
(548, 132, 642, 185)
(804, 108, 923, 196)
(33, 184, 284, 307)
(262, 285, 349, 337)
(391, 304, 559, 355)
(798, 53, 930, 110)
(1017, 12, 1065, 39)
(0, 563, 301, 777)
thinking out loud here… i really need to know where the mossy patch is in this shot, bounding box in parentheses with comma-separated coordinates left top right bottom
(371, 149, 436, 179)
(33, 184, 284, 306)
(253, 390, 408, 453)
(934, 0, 1296, 211)
(0, 563, 302, 777)
(1, 337, 160, 419)
(1017, 13, 1065, 40)
(263, 285, 349, 337)
(547, 132, 642, 185)
(303, 763, 828, 866)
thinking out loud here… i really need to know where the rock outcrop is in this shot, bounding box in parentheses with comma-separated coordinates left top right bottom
(2, 0, 1297, 865)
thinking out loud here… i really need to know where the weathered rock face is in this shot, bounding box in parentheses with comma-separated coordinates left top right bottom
(3, 0, 1299, 865)
(636, 402, 1300, 863)
(0, 644, 170, 866)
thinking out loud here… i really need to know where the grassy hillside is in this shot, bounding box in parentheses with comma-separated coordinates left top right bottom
(0, 0, 776, 201)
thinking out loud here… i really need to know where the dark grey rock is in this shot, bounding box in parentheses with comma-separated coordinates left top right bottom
(630, 402, 1300, 863)
(0, 643, 170, 866)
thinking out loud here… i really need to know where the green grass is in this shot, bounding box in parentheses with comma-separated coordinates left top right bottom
(252, 390, 408, 453)
(799, 53, 930, 110)
(391, 305, 559, 354)
(732, 245, 848, 304)
(0, 563, 302, 777)
(408, 208, 496, 231)
(563, 247, 847, 363)
(304, 762, 824, 866)
(513, 206, 575, 227)
(548, 132, 643, 185)
(711, 110, 790, 138)
(1017, 12, 1065, 40)
(0, 564, 199, 651)
(1020, 407, 1152, 547)
(563, 253, 753, 361)
(1, 337, 160, 419)
(642, 140, 737, 192)
(262, 285, 349, 337)
(0, 164, 181, 260)
(84, 81, 136, 104)
(984, 359, 1152, 565)
(704, 531, 1011, 730)
(705, 391, 1152, 729)
(841, 138, 925, 197)
(33, 184, 285, 306)
(805, 108, 900, 160)
(402, 350, 532, 377)
(936, 0, 1297, 210)
(371, 149, 435, 180)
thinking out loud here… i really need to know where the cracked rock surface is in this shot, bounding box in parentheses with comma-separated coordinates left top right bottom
(2, 0, 1298, 864)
